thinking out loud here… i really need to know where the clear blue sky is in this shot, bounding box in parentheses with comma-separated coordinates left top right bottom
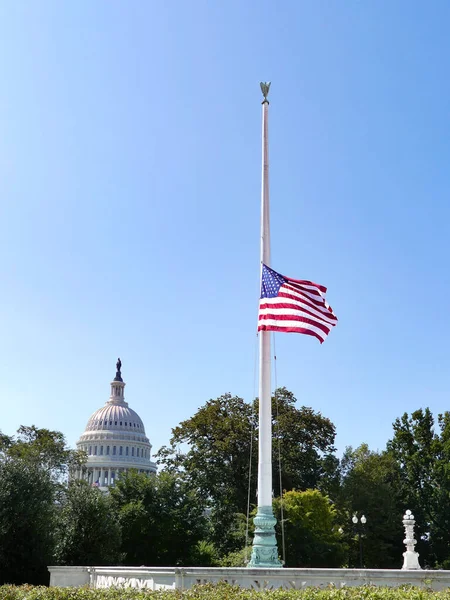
(1, 1, 450, 459)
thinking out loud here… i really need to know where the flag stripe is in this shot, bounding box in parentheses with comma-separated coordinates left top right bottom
(285, 281, 325, 298)
(258, 264, 337, 342)
(259, 296, 337, 323)
(258, 322, 327, 343)
(278, 289, 335, 317)
(259, 313, 331, 335)
(277, 291, 336, 319)
(258, 317, 327, 335)
(285, 276, 327, 294)
(259, 302, 336, 326)
(282, 284, 332, 309)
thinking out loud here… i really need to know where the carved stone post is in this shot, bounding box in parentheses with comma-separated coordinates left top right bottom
(402, 509, 421, 570)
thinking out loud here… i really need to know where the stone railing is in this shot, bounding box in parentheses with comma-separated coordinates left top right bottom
(48, 566, 450, 591)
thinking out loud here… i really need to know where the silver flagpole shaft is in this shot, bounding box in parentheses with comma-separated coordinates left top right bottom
(249, 81, 281, 568)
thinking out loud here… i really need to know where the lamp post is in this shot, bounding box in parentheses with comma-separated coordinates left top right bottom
(352, 514, 367, 568)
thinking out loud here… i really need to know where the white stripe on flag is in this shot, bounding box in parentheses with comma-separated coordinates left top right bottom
(259, 298, 337, 325)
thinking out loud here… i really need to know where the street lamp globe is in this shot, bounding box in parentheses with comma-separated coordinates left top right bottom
(352, 515, 358, 524)
(361, 515, 367, 524)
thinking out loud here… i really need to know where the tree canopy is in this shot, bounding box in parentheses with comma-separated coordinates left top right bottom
(54, 480, 121, 566)
(386, 409, 450, 568)
(0, 425, 85, 481)
(337, 444, 403, 568)
(0, 458, 55, 584)
(110, 470, 208, 566)
(156, 388, 336, 553)
(274, 489, 346, 568)
(4, 399, 450, 578)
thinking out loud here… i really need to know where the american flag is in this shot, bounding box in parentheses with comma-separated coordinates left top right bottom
(258, 264, 338, 343)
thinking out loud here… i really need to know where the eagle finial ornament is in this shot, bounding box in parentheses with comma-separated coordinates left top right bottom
(260, 81, 271, 102)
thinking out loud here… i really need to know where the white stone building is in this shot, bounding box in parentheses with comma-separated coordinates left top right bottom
(73, 359, 157, 489)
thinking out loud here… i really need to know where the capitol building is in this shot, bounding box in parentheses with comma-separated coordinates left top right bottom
(73, 359, 157, 489)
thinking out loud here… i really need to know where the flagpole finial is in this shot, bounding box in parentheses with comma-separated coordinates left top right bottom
(260, 81, 271, 104)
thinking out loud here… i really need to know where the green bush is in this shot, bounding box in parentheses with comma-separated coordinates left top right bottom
(218, 546, 251, 567)
(2, 585, 450, 600)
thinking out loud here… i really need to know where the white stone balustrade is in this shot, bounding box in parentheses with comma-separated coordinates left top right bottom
(48, 566, 450, 590)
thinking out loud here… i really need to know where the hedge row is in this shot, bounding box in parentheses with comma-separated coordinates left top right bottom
(1, 585, 450, 600)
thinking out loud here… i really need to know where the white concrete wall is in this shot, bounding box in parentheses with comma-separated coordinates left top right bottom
(48, 566, 450, 591)
(48, 567, 90, 587)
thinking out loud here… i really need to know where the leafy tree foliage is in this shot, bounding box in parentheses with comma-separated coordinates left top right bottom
(110, 470, 208, 566)
(337, 444, 404, 568)
(9, 403, 450, 573)
(54, 481, 121, 565)
(157, 393, 256, 555)
(157, 389, 336, 555)
(387, 409, 450, 568)
(188, 541, 220, 567)
(1, 425, 85, 481)
(157, 394, 255, 512)
(269, 388, 337, 494)
(218, 546, 252, 567)
(0, 458, 55, 585)
(274, 489, 346, 568)
(0, 426, 88, 583)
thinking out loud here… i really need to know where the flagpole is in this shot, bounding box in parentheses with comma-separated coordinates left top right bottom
(248, 82, 281, 568)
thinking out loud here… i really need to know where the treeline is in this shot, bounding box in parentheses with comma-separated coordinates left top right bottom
(1, 392, 450, 585)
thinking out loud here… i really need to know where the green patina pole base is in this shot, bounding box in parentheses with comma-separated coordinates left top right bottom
(248, 505, 282, 568)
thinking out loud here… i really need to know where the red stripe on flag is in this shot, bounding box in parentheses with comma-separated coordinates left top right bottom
(258, 323, 326, 343)
(285, 277, 327, 294)
(283, 283, 323, 301)
(258, 313, 331, 335)
(278, 289, 335, 314)
(258, 265, 337, 343)
(259, 302, 337, 325)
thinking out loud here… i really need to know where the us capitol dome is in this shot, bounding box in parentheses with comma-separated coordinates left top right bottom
(73, 359, 157, 488)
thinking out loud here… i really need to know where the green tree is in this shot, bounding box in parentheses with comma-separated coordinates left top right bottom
(157, 393, 256, 555)
(270, 388, 337, 495)
(274, 489, 346, 567)
(54, 480, 121, 565)
(338, 444, 404, 568)
(157, 389, 337, 555)
(157, 393, 255, 510)
(110, 470, 208, 566)
(0, 426, 90, 583)
(1, 425, 85, 482)
(0, 458, 55, 585)
(387, 408, 450, 568)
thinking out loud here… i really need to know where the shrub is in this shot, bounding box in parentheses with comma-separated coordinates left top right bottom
(2, 585, 450, 600)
